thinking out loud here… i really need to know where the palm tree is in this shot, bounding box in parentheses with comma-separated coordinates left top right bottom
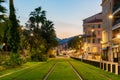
(41, 20, 58, 53)
(30, 7, 46, 28)
(0, 0, 6, 22)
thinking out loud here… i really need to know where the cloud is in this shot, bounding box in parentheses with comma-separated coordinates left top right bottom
(54, 21, 83, 39)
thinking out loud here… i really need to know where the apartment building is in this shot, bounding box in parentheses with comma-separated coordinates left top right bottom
(83, 13, 102, 60)
(111, 0, 120, 64)
(101, 0, 120, 74)
(101, 0, 120, 64)
(101, 0, 113, 61)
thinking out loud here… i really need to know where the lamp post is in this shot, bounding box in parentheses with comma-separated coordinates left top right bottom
(108, 14, 114, 62)
(109, 14, 113, 19)
(91, 29, 95, 59)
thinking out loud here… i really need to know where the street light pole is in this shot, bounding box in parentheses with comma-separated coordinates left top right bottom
(91, 29, 95, 59)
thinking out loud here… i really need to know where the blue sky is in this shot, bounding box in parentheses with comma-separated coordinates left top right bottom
(5, 0, 102, 39)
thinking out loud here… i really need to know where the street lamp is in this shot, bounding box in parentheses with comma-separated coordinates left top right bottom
(109, 14, 113, 19)
(21, 27, 25, 31)
(91, 29, 95, 59)
(3, 43, 5, 46)
(91, 29, 95, 32)
(30, 33, 34, 36)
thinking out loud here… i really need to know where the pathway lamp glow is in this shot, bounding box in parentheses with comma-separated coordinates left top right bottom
(30, 33, 34, 36)
(21, 27, 25, 30)
(3, 43, 5, 46)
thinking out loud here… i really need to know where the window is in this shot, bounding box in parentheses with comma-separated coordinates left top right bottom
(98, 24, 101, 28)
(87, 38, 91, 43)
(92, 25, 95, 28)
(92, 39, 95, 43)
(98, 38, 101, 43)
(88, 47, 90, 51)
(98, 30, 101, 35)
(83, 38, 86, 42)
(88, 31, 91, 35)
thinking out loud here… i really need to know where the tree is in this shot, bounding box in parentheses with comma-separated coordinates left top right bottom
(24, 7, 47, 61)
(68, 36, 83, 52)
(0, 0, 6, 22)
(8, 0, 20, 53)
(30, 6, 46, 28)
(41, 20, 58, 53)
(24, 6, 58, 61)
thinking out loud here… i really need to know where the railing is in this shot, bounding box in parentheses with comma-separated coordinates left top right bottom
(71, 57, 120, 75)
(113, 3, 120, 12)
(100, 61, 119, 75)
(119, 66, 120, 74)
(113, 19, 120, 26)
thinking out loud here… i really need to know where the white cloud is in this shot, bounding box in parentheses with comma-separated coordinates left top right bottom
(54, 21, 83, 39)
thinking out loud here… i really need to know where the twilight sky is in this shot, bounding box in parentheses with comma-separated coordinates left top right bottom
(5, 0, 102, 39)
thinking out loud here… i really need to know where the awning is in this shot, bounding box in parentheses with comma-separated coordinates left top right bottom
(102, 47, 109, 50)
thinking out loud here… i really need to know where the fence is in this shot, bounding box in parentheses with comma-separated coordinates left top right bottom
(71, 57, 119, 75)
(100, 61, 118, 75)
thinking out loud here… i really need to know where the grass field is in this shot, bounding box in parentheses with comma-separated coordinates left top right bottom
(69, 59, 120, 80)
(47, 60, 80, 80)
(0, 59, 56, 80)
(0, 58, 120, 80)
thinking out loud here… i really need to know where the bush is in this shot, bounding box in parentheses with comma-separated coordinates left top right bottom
(6, 52, 23, 67)
(0, 52, 10, 65)
(49, 54, 56, 58)
(30, 48, 48, 61)
(38, 54, 47, 61)
(0, 66, 6, 71)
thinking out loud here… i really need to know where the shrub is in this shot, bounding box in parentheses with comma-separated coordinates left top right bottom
(38, 54, 47, 61)
(0, 66, 6, 71)
(6, 52, 23, 67)
(49, 54, 56, 58)
(0, 52, 10, 65)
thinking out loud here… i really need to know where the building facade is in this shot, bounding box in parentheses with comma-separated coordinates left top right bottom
(111, 0, 120, 64)
(101, 0, 120, 64)
(83, 13, 102, 60)
(101, 0, 120, 74)
(101, 0, 113, 61)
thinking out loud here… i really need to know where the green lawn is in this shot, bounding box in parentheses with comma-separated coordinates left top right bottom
(0, 59, 56, 80)
(0, 58, 120, 80)
(69, 59, 120, 80)
(47, 60, 80, 80)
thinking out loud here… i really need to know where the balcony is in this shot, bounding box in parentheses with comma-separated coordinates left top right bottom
(112, 21, 120, 30)
(113, 1, 120, 13)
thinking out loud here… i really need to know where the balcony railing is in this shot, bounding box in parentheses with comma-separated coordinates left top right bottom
(113, 19, 120, 26)
(113, 3, 120, 12)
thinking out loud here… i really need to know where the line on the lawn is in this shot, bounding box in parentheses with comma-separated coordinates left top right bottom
(68, 61, 83, 80)
(0, 63, 39, 78)
(43, 62, 57, 80)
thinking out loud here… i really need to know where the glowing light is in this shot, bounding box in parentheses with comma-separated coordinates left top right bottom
(21, 27, 24, 30)
(91, 29, 94, 32)
(109, 15, 113, 19)
(3, 43, 5, 46)
(117, 34, 120, 39)
(30, 33, 34, 36)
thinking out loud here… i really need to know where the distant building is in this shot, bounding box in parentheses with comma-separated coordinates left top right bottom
(83, 13, 102, 60)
